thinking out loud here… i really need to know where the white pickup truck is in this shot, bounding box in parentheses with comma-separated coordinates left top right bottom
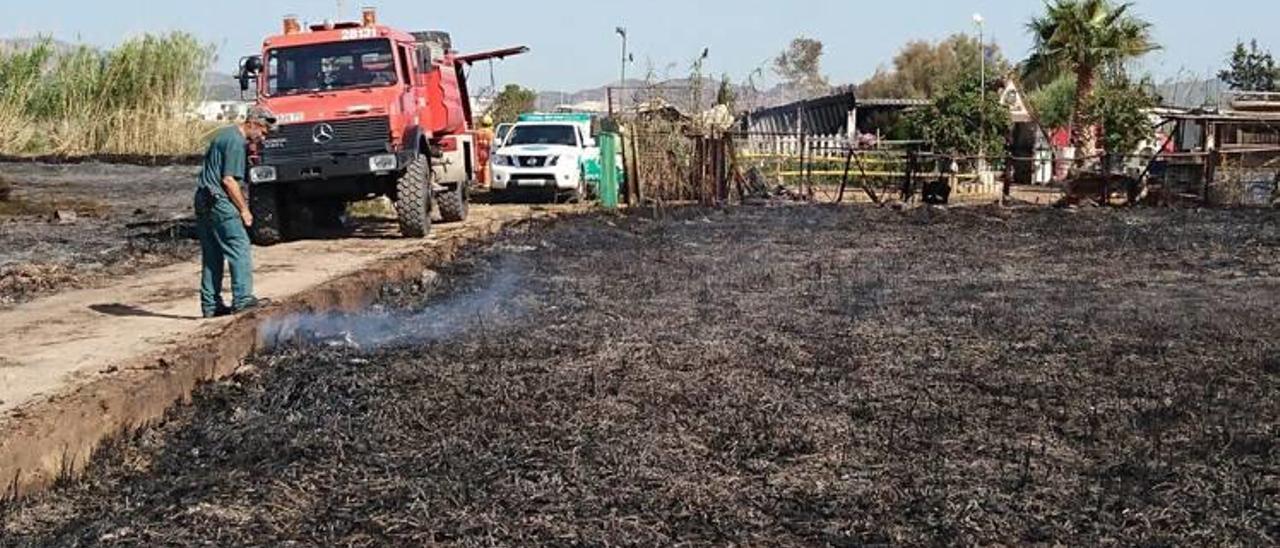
(489, 113, 601, 200)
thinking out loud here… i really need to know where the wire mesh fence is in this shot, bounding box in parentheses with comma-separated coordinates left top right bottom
(731, 131, 1001, 204)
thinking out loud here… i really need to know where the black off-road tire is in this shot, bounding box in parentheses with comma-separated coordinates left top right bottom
(394, 155, 432, 238)
(436, 182, 468, 223)
(249, 184, 285, 246)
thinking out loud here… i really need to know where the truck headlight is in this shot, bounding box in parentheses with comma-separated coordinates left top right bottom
(249, 165, 277, 183)
(493, 154, 513, 166)
(547, 155, 560, 166)
(369, 154, 398, 172)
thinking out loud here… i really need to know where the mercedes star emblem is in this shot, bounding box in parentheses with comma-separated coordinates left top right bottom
(312, 123, 335, 145)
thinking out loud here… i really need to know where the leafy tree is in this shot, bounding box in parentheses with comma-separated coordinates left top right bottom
(1218, 40, 1278, 92)
(1083, 73, 1157, 172)
(486, 84, 537, 124)
(1025, 0, 1158, 157)
(906, 73, 1011, 158)
(858, 34, 1010, 99)
(773, 37, 829, 100)
(1027, 74, 1077, 130)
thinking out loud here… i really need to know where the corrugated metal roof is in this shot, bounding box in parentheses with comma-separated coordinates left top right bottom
(740, 91, 930, 135)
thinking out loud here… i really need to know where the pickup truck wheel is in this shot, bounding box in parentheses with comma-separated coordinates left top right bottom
(249, 185, 285, 246)
(394, 155, 432, 238)
(436, 182, 468, 223)
(572, 169, 589, 203)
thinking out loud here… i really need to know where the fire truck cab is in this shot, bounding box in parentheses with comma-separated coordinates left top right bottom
(237, 8, 526, 244)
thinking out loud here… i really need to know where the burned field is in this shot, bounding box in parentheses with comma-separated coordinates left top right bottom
(3, 204, 1278, 546)
(0, 163, 199, 305)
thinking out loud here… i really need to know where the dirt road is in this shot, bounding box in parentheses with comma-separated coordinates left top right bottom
(4, 204, 1276, 545)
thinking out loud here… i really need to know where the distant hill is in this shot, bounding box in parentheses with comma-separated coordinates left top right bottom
(202, 72, 245, 101)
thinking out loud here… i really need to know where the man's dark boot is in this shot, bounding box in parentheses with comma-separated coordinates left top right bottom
(232, 297, 273, 314)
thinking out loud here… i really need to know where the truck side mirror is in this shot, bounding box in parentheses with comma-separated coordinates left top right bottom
(237, 55, 263, 94)
(584, 137, 597, 148)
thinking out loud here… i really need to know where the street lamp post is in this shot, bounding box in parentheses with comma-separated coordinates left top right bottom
(616, 27, 628, 102)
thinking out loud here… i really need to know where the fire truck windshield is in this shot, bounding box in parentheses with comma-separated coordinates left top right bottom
(266, 39, 398, 96)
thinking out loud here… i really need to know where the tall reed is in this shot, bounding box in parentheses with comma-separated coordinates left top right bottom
(0, 33, 216, 156)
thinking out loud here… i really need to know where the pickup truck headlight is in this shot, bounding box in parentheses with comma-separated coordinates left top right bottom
(493, 154, 514, 166)
(249, 165, 277, 183)
(369, 154, 398, 172)
(547, 155, 560, 166)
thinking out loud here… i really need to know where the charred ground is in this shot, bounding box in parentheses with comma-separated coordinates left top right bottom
(0, 163, 199, 305)
(3, 204, 1278, 546)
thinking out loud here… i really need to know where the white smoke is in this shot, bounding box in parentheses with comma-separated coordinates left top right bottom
(259, 256, 526, 351)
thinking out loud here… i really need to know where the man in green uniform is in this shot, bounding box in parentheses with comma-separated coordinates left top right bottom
(195, 106, 276, 318)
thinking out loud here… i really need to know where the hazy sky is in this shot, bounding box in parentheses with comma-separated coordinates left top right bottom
(2, 0, 1274, 92)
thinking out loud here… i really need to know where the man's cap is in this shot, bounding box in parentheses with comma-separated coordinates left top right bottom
(245, 105, 278, 130)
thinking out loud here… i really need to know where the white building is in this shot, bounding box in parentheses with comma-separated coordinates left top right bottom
(193, 101, 251, 122)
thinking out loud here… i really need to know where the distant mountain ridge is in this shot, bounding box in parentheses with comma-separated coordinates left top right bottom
(203, 72, 244, 101)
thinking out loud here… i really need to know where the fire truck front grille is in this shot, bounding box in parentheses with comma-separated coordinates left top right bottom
(262, 117, 391, 161)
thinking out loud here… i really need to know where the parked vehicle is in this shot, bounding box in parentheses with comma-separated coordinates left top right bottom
(490, 113, 623, 201)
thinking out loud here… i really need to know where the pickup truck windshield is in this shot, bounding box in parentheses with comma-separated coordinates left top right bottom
(506, 125, 578, 146)
(267, 39, 397, 96)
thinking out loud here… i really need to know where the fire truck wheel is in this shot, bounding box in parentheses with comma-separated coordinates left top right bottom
(394, 155, 432, 238)
(249, 184, 285, 246)
(436, 182, 468, 223)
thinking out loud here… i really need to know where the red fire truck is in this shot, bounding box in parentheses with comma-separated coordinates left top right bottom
(236, 8, 527, 244)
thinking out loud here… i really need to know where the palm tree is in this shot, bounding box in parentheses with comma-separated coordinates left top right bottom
(1025, 0, 1158, 158)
